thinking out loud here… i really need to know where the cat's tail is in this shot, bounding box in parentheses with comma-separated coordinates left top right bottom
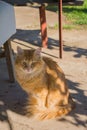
(38, 106, 74, 120)
(37, 98, 75, 120)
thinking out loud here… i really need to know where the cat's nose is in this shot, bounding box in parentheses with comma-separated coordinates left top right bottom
(27, 67, 30, 71)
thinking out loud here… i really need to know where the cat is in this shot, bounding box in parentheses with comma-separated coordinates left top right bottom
(14, 46, 75, 120)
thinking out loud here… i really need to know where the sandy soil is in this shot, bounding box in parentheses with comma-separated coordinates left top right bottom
(0, 7, 87, 130)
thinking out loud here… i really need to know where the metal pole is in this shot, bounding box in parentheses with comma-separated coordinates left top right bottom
(58, 0, 63, 58)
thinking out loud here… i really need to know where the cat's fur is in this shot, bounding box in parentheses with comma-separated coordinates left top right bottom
(15, 47, 75, 120)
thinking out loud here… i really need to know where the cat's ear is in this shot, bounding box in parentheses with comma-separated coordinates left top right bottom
(34, 47, 42, 59)
(17, 46, 24, 55)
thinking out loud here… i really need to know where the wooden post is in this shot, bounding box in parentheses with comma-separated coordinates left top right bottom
(4, 40, 16, 83)
(58, 0, 63, 58)
(39, 5, 48, 48)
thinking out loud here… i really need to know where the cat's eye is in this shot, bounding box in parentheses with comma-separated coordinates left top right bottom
(31, 62, 37, 68)
(22, 61, 28, 68)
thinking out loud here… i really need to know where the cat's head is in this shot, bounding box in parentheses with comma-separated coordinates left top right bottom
(15, 46, 45, 75)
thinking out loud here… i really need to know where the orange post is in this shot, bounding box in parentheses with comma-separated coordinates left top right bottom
(39, 5, 48, 48)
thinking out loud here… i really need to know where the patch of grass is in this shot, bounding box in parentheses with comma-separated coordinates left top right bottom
(63, 24, 75, 29)
(54, 23, 58, 29)
(48, 24, 75, 30)
(63, 0, 87, 25)
(46, 0, 87, 28)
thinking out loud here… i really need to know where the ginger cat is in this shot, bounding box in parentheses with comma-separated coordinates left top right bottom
(15, 47, 75, 120)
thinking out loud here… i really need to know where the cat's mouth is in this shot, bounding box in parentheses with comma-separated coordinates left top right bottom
(24, 68, 33, 74)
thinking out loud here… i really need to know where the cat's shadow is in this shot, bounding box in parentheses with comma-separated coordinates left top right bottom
(0, 64, 30, 130)
(58, 79, 87, 127)
(0, 80, 29, 115)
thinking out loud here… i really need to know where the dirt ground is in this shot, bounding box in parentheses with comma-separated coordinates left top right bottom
(0, 7, 87, 130)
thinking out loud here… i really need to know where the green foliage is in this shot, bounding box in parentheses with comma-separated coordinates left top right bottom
(46, 0, 87, 28)
(63, 0, 87, 25)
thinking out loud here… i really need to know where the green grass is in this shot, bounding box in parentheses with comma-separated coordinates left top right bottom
(46, 0, 87, 29)
(63, 0, 87, 25)
(63, 24, 75, 29)
(48, 24, 75, 30)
